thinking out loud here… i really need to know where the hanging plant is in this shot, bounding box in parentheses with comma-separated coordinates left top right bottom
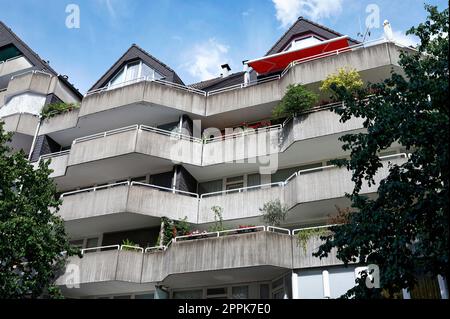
(296, 227, 331, 254)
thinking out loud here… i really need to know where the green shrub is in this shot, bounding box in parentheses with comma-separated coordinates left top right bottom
(41, 102, 80, 119)
(259, 199, 288, 226)
(208, 206, 225, 232)
(121, 238, 140, 250)
(272, 84, 318, 119)
(320, 67, 364, 100)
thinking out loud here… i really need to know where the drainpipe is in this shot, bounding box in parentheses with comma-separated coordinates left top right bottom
(27, 115, 42, 161)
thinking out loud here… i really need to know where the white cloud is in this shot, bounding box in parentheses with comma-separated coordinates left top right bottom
(182, 38, 230, 81)
(391, 30, 420, 47)
(272, 0, 344, 28)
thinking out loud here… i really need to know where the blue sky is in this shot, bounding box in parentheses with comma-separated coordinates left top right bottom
(0, 0, 447, 93)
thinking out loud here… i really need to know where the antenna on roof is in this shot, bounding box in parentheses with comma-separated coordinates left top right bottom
(357, 27, 371, 42)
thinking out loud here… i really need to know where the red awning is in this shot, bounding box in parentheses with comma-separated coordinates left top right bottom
(247, 36, 351, 75)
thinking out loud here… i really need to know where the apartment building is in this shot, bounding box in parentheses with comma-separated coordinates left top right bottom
(2, 17, 442, 299)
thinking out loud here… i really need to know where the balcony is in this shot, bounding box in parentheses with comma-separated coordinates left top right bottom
(199, 154, 407, 225)
(1, 112, 39, 153)
(40, 40, 412, 135)
(41, 103, 366, 187)
(56, 154, 406, 232)
(0, 56, 32, 77)
(59, 182, 199, 238)
(5, 71, 54, 102)
(58, 227, 301, 296)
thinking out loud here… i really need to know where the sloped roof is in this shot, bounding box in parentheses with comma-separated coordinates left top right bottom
(189, 71, 245, 92)
(0, 20, 83, 99)
(266, 17, 359, 55)
(89, 44, 184, 91)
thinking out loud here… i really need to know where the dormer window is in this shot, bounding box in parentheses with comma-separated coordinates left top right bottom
(108, 60, 163, 89)
(284, 35, 324, 52)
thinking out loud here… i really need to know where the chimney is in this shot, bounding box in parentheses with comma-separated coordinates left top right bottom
(221, 63, 231, 78)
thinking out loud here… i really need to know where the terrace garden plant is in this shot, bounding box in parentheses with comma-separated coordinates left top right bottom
(40, 102, 80, 119)
(260, 199, 288, 227)
(272, 84, 318, 119)
(320, 67, 364, 101)
(121, 239, 140, 250)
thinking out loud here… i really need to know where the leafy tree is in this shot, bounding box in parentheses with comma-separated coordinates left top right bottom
(320, 67, 364, 100)
(0, 122, 78, 298)
(314, 5, 449, 298)
(273, 84, 318, 118)
(260, 199, 288, 226)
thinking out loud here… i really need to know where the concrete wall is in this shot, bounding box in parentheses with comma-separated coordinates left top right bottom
(58, 231, 337, 287)
(6, 72, 53, 100)
(135, 129, 202, 166)
(292, 235, 342, 268)
(59, 184, 129, 220)
(205, 80, 281, 116)
(79, 81, 206, 117)
(0, 56, 32, 77)
(202, 128, 280, 166)
(68, 129, 137, 166)
(40, 109, 80, 135)
(47, 153, 69, 177)
(198, 186, 284, 223)
(127, 185, 198, 222)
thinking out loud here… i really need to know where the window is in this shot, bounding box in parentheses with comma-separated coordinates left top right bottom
(108, 60, 163, 89)
(225, 176, 244, 191)
(198, 179, 223, 195)
(69, 239, 84, 249)
(297, 269, 324, 299)
(232, 286, 249, 299)
(259, 284, 270, 299)
(284, 35, 323, 52)
(206, 287, 227, 299)
(173, 290, 203, 299)
(0, 44, 22, 62)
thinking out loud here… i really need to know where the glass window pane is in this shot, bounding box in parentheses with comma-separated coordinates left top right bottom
(232, 286, 248, 299)
(297, 270, 324, 299)
(259, 284, 270, 299)
(109, 68, 125, 86)
(329, 268, 356, 299)
(198, 179, 223, 195)
(247, 174, 261, 187)
(70, 240, 84, 248)
(113, 295, 131, 299)
(173, 290, 203, 299)
(125, 62, 139, 82)
(85, 238, 98, 248)
(141, 63, 163, 80)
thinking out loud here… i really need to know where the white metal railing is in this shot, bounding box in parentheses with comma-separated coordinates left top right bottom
(200, 153, 408, 198)
(60, 181, 130, 198)
(204, 124, 282, 143)
(10, 69, 52, 81)
(86, 76, 207, 96)
(292, 224, 339, 236)
(139, 124, 202, 143)
(267, 226, 291, 235)
(120, 245, 144, 253)
(80, 244, 119, 255)
(206, 74, 281, 96)
(72, 124, 139, 144)
(174, 225, 266, 242)
(130, 181, 199, 198)
(38, 150, 70, 162)
(200, 182, 284, 198)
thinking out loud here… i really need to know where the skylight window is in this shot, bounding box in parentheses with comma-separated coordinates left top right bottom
(108, 60, 163, 89)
